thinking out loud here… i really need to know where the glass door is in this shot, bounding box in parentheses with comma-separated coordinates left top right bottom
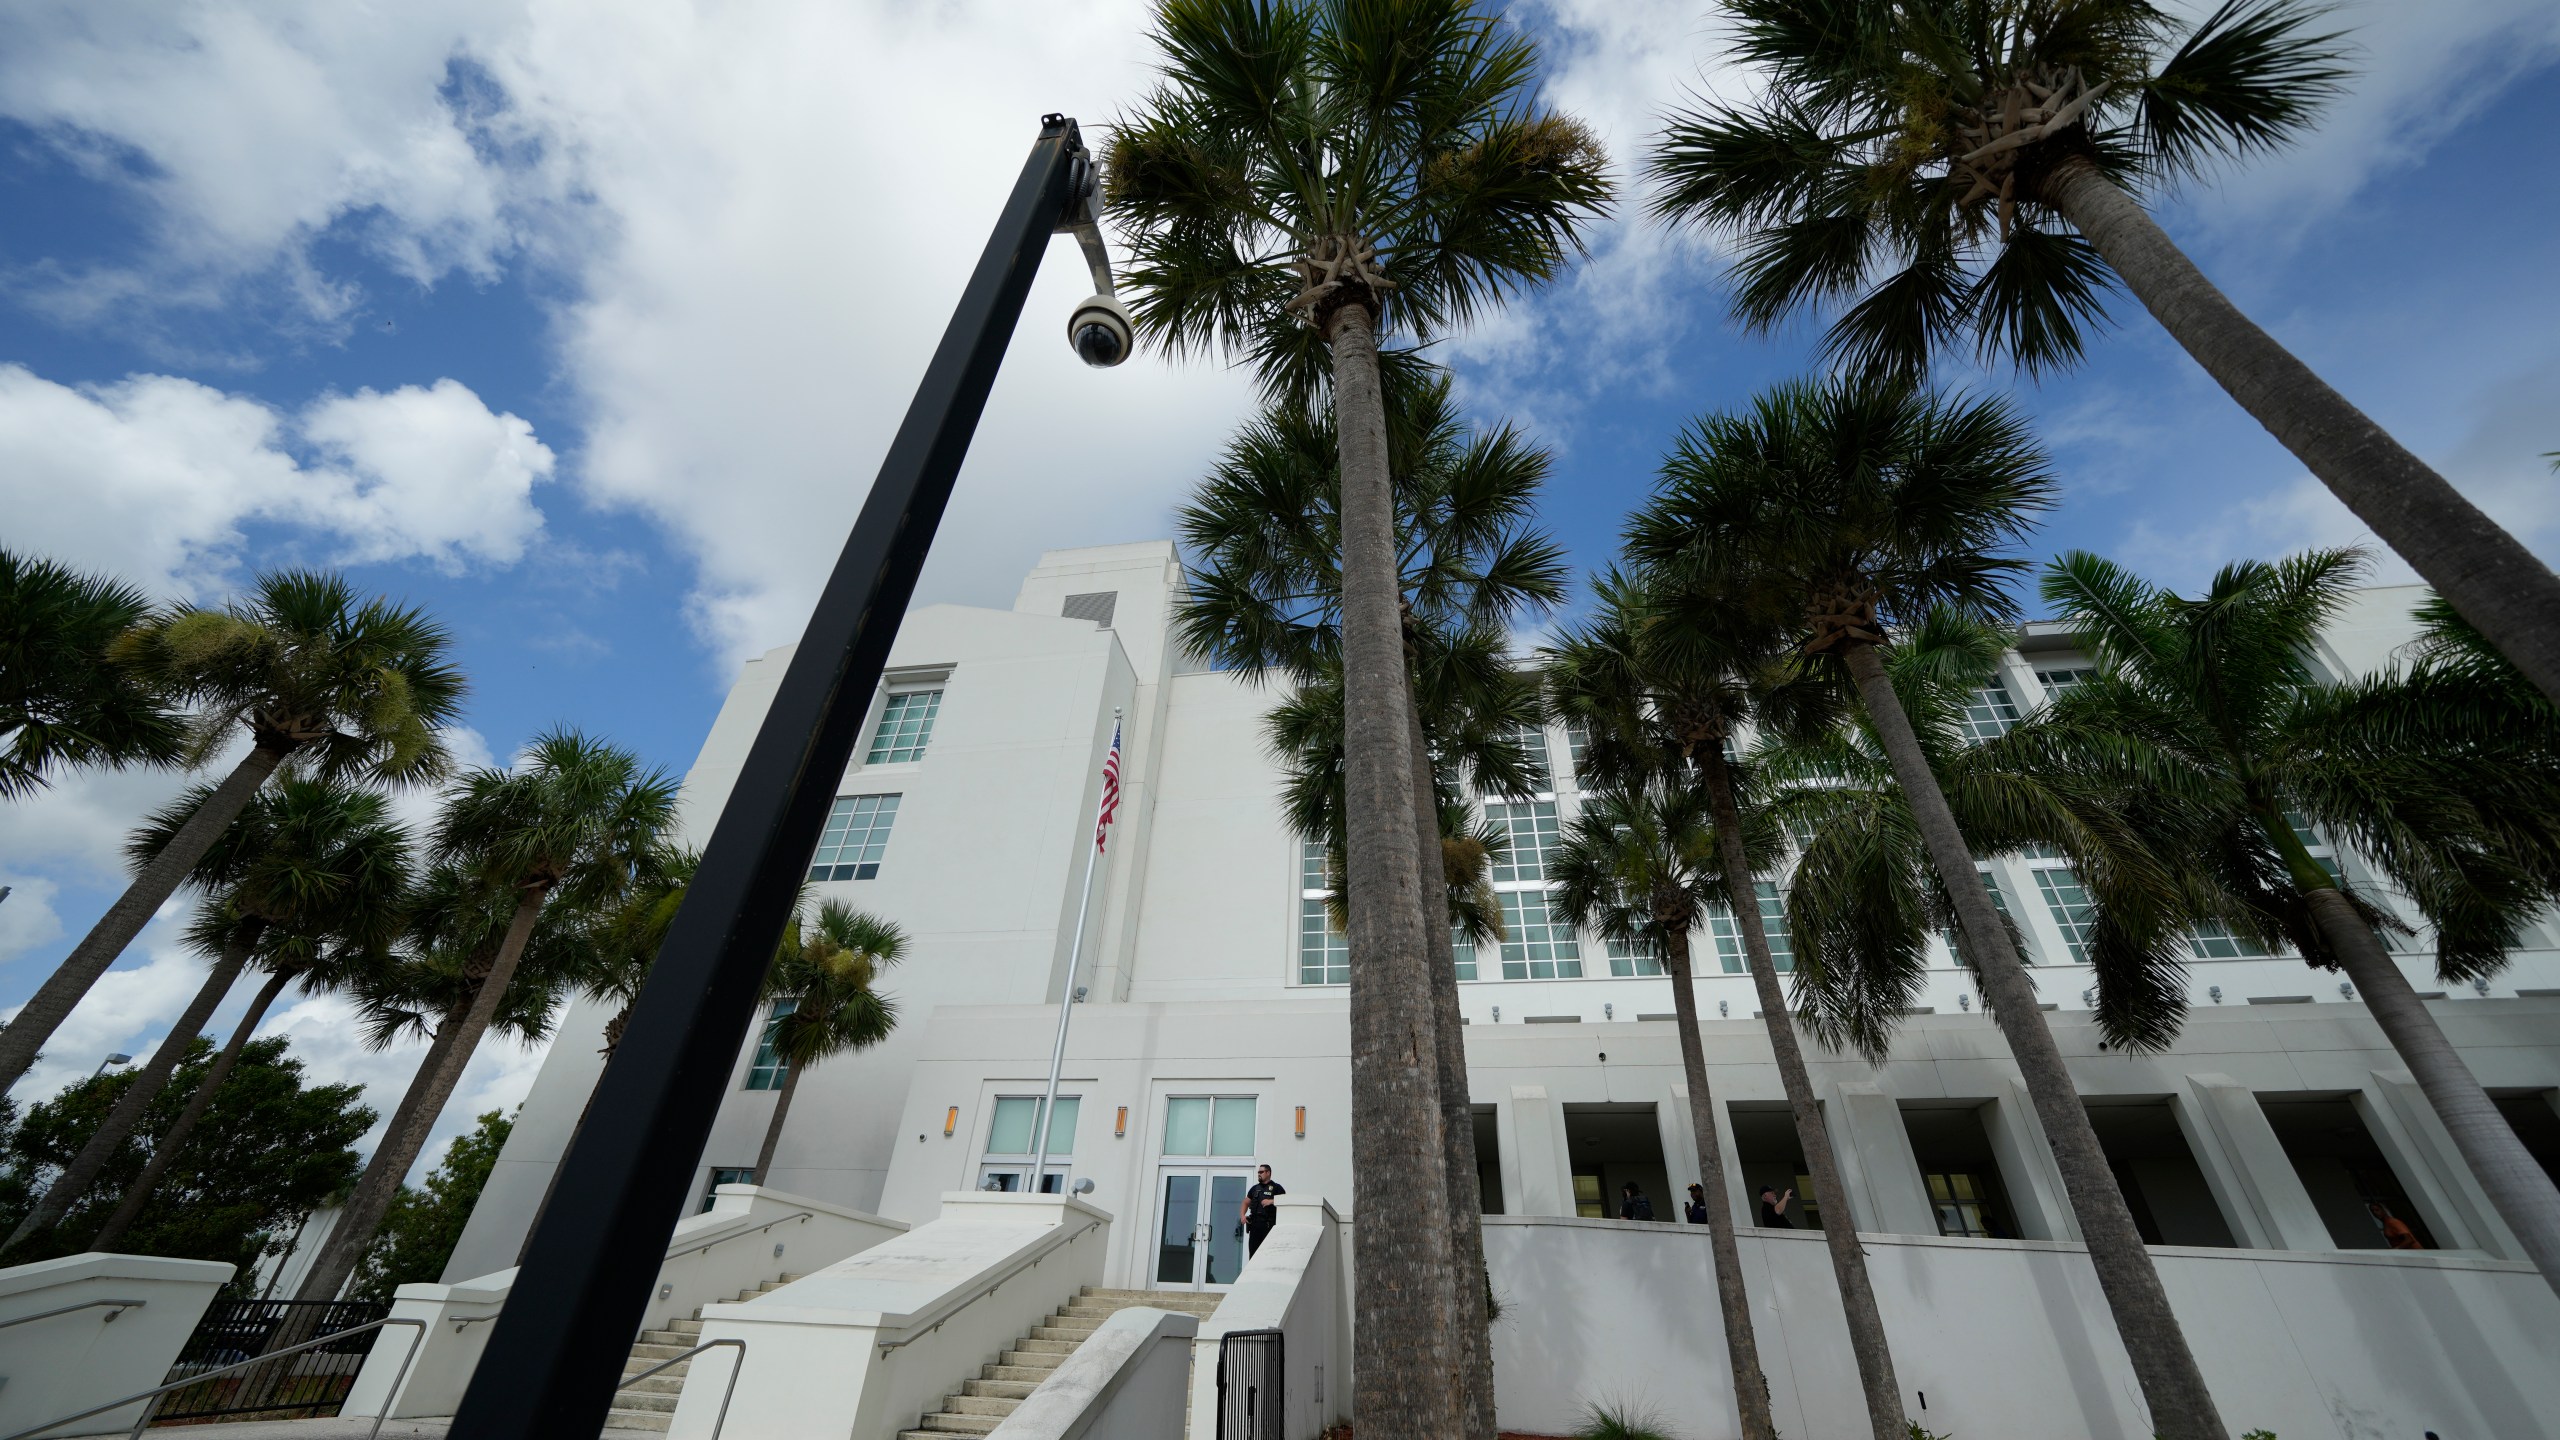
(1153, 1170, 1255, 1289)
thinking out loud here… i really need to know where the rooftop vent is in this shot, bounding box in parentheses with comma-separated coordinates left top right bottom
(1063, 591, 1117, 628)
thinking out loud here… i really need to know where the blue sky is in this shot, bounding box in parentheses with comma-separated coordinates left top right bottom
(2, 0, 2555, 1175)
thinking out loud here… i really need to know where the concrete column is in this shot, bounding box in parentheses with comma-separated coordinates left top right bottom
(1504, 1085, 1574, 1217)
(1666, 1083, 1749, 1224)
(2362, 1070, 2520, 1258)
(1823, 1079, 1937, 1236)
(2178, 1073, 2333, 1251)
(1983, 1080, 2078, 1241)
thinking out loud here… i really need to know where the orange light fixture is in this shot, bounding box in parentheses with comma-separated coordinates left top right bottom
(943, 1106, 958, 1137)
(1295, 1105, 1306, 1139)
(1115, 1105, 1128, 1138)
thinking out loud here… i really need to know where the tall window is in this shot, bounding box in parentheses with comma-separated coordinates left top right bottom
(1452, 926, 1479, 983)
(1708, 882, 1794, 974)
(2034, 666, 2092, 695)
(744, 999, 796, 1089)
(808, 794, 900, 881)
(865, 690, 942, 764)
(1502, 724, 1554, 794)
(1298, 840, 1347, 986)
(1163, 1096, 1257, 1157)
(1560, 718, 1591, 786)
(2188, 921, 2273, 959)
(1482, 801, 1561, 884)
(1958, 683, 2022, 742)
(1606, 937, 1663, 978)
(1947, 869, 2022, 965)
(2033, 867, 2098, 963)
(1497, 889, 1582, 979)
(982, 1096, 1078, 1193)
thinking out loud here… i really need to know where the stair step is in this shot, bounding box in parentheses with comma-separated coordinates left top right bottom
(1029, 1324, 1105, 1342)
(1008, 1338, 1078, 1356)
(914, 1413, 1002, 1435)
(607, 1408, 673, 1434)
(618, 1372, 687, 1395)
(939, 1394, 1021, 1418)
(987, 1360, 1067, 1382)
(664, 1318, 705, 1335)
(629, 1342, 697, 1362)
(962, 1378, 1040, 1401)
(610, 1390, 679, 1414)
(637, 1328, 697, 1347)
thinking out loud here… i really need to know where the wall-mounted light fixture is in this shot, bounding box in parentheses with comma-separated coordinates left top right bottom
(1604, 1003, 1614, 1021)
(1115, 1105, 1128, 1138)
(1957, 993, 1971, 1011)
(1490, 1006, 1500, 1022)
(943, 1106, 958, 1138)
(2339, 981, 2355, 1000)
(2473, 977, 2492, 996)
(2208, 985, 2223, 1003)
(1717, 1000, 1727, 1017)
(1295, 1106, 1306, 1140)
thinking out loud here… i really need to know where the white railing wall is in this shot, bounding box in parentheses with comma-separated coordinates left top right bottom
(1184, 1197, 1349, 1440)
(667, 1192, 1110, 1440)
(1480, 1214, 2560, 1440)
(343, 1185, 905, 1421)
(987, 1306, 1195, 1440)
(0, 1252, 234, 1438)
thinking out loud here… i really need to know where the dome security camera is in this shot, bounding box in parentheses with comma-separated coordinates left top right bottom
(1068, 293, 1133, 368)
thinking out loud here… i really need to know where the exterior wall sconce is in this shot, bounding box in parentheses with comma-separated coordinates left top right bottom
(1604, 1003, 1614, 1020)
(943, 1106, 958, 1138)
(1717, 1000, 1728, 1017)
(1115, 1105, 1128, 1138)
(1957, 993, 1970, 1011)
(2209, 985, 2223, 1003)
(2081, 988, 2096, 1007)
(1295, 1106, 1306, 1139)
(1490, 1006, 1500, 1022)
(2339, 982, 2355, 1000)
(2473, 977, 2491, 995)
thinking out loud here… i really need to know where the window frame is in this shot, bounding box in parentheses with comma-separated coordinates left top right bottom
(807, 793, 901, 882)
(863, 687, 944, 766)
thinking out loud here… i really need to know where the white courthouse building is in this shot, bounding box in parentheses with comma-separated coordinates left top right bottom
(427, 542, 2560, 1439)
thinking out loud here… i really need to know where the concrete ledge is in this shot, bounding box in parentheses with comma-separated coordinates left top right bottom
(0, 1251, 234, 1439)
(989, 1307, 1196, 1440)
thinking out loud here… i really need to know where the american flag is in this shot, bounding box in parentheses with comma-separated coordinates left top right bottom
(1094, 722, 1123, 853)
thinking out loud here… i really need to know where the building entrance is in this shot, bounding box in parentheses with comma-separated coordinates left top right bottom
(1154, 1170, 1253, 1288)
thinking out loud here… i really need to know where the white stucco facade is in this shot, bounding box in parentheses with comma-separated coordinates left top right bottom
(442, 545, 2560, 1431)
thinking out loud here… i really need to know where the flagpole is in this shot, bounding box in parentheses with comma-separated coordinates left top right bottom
(1031, 708, 1119, 1193)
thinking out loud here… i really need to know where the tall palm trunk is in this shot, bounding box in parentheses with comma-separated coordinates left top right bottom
(1841, 643, 2228, 1440)
(752, 1062, 805, 1185)
(1405, 694, 1496, 1440)
(0, 743, 287, 1095)
(92, 967, 294, 1251)
(1328, 298, 1464, 1439)
(1660, 925, 1774, 1440)
(1694, 741, 1906, 1440)
(2259, 813, 2560, 1293)
(296, 885, 549, 1303)
(2046, 160, 2560, 709)
(5, 941, 250, 1250)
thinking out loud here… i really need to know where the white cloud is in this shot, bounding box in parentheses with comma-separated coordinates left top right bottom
(0, 365, 553, 599)
(262, 989, 551, 1182)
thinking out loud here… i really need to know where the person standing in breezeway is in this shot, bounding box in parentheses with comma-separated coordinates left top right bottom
(1242, 1163, 1285, 1255)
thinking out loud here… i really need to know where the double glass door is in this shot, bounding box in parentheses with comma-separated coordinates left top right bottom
(1154, 1170, 1253, 1289)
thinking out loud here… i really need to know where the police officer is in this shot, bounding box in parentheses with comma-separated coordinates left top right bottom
(1241, 1164, 1286, 1254)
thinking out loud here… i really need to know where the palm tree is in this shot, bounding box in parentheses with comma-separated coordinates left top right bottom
(1629, 374, 2231, 1440)
(752, 901, 905, 1183)
(1648, 0, 2560, 712)
(0, 571, 462, 1096)
(2024, 549, 2560, 1292)
(1112, 5, 1607, 1422)
(1177, 374, 1562, 1437)
(1544, 568, 1910, 1440)
(0, 548, 183, 799)
(5, 779, 409, 1251)
(1548, 780, 1783, 1440)
(293, 729, 676, 1302)
(89, 784, 410, 1252)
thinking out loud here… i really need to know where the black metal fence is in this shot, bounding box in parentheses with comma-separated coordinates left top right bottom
(1215, 1327, 1284, 1440)
(148, 1298, 390, 1424)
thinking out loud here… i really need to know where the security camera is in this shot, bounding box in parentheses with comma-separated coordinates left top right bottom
(1068, 293, 1133, 368)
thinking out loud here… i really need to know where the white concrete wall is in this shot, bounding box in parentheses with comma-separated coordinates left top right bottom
(0, 1252, 233, 1438)
(670, 1192, 1109, 1440)
(1481, 1216, 2560, 1440)
(991, 1305, 1196, 1440)
(1185, 1197, 1348, 1440)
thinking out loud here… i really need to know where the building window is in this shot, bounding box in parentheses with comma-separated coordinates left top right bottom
(2034, 666, 2093, 694)
(2283, 811, 2345, 884)
(1606, 937, 1663, 978)
(1497, 889, 1582, 979)
(1163, 1096, 1257, 1157)
(1958, 683, 2022, 742)
(1708, 882, 1795, 974)
(2033, 867, 2098, 963)
(702, 1166, 758, 1212)
(743, 999, 796, 1089)
(1947, 868, 2022, 966)
(981, 1095, 1078, 1193)
(1501, 725, 1553, 794)
(1452, 926, 1479, 983)
(1926, 1172, 1998, 1237)
(1561, 719, 1591, 785)
(1483, 801, 1561, 884)
(2188, 922, 2274, 960)
(1299, 898, 1349, 986)
(865, 690, 942, 764)
(809, 794, 900, 881)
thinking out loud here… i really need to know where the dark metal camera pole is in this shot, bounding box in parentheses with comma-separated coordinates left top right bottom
(447, 114, 1093, 1440)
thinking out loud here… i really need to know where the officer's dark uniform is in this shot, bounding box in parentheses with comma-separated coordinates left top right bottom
(1244, 1177, 1286, 1253)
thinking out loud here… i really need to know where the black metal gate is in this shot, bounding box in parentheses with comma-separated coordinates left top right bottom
(151, 1298, 390, 1423)
(1215, 1327, 1283, 1440)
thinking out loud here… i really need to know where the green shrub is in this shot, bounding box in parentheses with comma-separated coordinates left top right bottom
(1576, 1399, 1675, 1440)
(1907, 1424, 1952, 1440)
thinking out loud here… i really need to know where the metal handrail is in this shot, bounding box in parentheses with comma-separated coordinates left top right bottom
(0, 1298, 145, 1332)
(619, 1337, 747, 1440)
(672, 1209, 814, 1261)
(874, 1218, 1103, 1356)
(0, 1315, 425, 1440)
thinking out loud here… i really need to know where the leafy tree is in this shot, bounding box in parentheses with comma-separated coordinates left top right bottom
(1112, 5, 1608, 1426)
(0, 1037, 371, 1279)
(0, 571, 463, 1096)
(0, 548, 183, 799)
(752, 902, 906, 1182)
(352, 1109, 514, 1302)
(1648, 0, 2560, 711)
(294, 729, 676, 1303)
(1628, 374, 2231, 1440)
(2023, 549, 2560, 1292)
(1548, 778, 1784, 1440)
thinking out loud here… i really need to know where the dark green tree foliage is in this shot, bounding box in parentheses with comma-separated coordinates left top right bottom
(351, 1109, 514, 1303)
(0, 1038, 371, 1277)
(0, 548, 184, 798)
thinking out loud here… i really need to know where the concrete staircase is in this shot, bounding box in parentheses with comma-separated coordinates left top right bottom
(606, 1273, 803, 1433)
(897, 1286, 1221, 1439)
